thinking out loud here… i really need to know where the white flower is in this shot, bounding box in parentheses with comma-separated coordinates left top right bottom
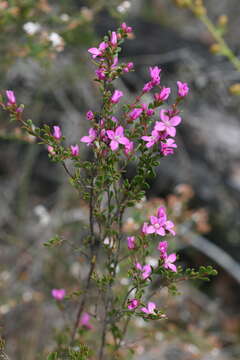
(117, 1, 131, 13)
(23, 22, 41, 35)
(60, 13, 70, 22)
(48, 32, 64, 51)
(34, 205, 50, 226)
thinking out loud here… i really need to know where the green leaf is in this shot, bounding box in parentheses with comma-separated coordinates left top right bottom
(43, 235, 63, 248)
(47, 353, 58, 360)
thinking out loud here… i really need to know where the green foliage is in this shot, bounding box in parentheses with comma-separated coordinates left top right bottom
(43, 235, 64, 248)
(47, 345, 90, 360)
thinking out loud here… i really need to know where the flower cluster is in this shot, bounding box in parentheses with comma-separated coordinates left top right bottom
(0, 23, 208, 357)
(126, 206, 177, 316)
(26, 22, 188, 165)
(158, 241, 177, 272)
(143, 206, 176, 236)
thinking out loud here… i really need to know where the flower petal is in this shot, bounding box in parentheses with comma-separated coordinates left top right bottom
(148, 302, 156, 313)
(110, 140, 119, 151)
(170, 115, 181, 126)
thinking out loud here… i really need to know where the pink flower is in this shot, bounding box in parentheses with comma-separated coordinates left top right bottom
(177, 81, 189, 97)
(164, 220, 176, 235)
(80, 312, 93, 329)
(161, 138, 177, 156)
(128, 299, 139, 310)
(142, 222, 148, 235)
(51, 288, 66, 300)
(6, 90, 16, 105)
(127, 236, 136, 249)
(70, 144, 79, 156)
(88, 41, 108, 59)
(149, 66, 161, 85)
(124, 141, 134, 155)
(143, 81, 153, 93)
(154, 87, 171, 102)
(106, 126, 130, 151)
(80, 128, 97, 146)
(141, 302, 156, 314)
(136, 263, 152, 280)
(157, 241, 168, 255)
(163, 253, 177, 272)
(110, 31, 117, 46)
(146, 109, 155, 116)
(142, 130, 160, 148)
(128, 108, 143, 121)
(86, 111, 94, 120)
(155, 109, 181, 137)
(121, 23, 132, 33)
(111, 90, 123, 104)
(123, 62, 134, 72)
(48, 145, 55, 155)
(53, 125, 62, 140)
(146, 215, 166, 236)
(145, 207, 176, 236)
(96, 67, 106, 80)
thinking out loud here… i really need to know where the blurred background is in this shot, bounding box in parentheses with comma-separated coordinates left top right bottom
(0, 0, 240, 359)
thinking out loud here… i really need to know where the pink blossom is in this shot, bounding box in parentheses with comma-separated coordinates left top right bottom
(70, 144, 79, 156)
(136, 263, 152, 280)
(141, 302, 156, 314)
(164, 220, 176, 235)
(80, 128, 97, 146)
(128, 108, 143, 121)
(161, 138, 177, 156)
(163, 253, 177, 272)
(143, 81, 153, 93)
(128, 299, 139, 310)
(16, 107, 23, 113)
(53, 125, 62, 140)
(157, 239, 168, 250)
(100, 129, 109, 144)
(111, 90, 123, 104)
(80, 312, 93, 329)
(142, 130, 160, 148)
(146, 109, 155, 116)
(86, 111, 94, 120)
(149, 66, 161, 85)
(142, 222, 148, 235)
(48, 145, 55, 155)
(110, 31, 117, 46)
(154, 87, 171, 102)
(96, 68, 106, 80)
(111, 56, 119, 69)
(145, 215, 166, 236)
(121, 23, 132, 33)
(106, 126, 129, 151)
(157, 241, 168, 257)
(88, 41, 108, 59)
(127, 236, 136, 250)
(124, 141, 134, 155)
(177, 81, 189, 97)
(123, 62, 134, 72)
(157, 206, 167, 219)
(157, 207, 176, 235)
(145, 207, 176, 236)
(51, 288, 66, 300)
(6, 90, 16, 105)
(155, 109, 181, 137)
